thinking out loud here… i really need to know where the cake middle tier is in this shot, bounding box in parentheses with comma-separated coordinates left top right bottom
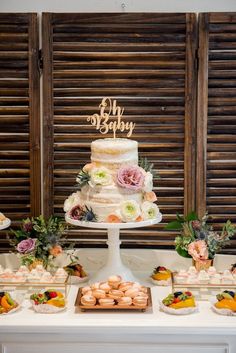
(80, 184, 143, 222)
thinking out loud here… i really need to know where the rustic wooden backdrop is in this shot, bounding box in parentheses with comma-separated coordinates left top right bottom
(0, 13, 40, 252)
(197, 13, 236, 253)
(0, 12, 236, 252)
(42, 13, 197, 247)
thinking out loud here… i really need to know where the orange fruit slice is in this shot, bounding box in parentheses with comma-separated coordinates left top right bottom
(1, 296, 13, 310)
(47, 298, 65, 307)
(169, 297, 196, 309)
(152, 272, 171, 281)
(215, 299, 236, 311)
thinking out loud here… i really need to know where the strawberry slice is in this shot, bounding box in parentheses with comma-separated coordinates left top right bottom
(49, 291, 57, 299)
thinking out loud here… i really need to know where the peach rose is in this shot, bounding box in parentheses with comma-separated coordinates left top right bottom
(49, 245, 63, 257)
(144, 191, 157, 202)
(106, 214, 122, 223)
(83, 163, 96, 173)
(188, 240, 208, 261)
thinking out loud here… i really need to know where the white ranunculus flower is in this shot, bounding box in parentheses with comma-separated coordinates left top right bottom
(63, 191, 81, 212)
(120, 200, 141, 222)
(143, 172, 153, 193)
(141, 201, 159, 220)
(90, 167, 112, 187)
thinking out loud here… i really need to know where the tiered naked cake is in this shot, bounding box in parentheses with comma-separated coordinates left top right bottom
(64, 138, 160, 224)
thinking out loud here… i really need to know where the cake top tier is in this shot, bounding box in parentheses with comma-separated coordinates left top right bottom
(91, 138, 138, 168)
(91, 138, 137, 154)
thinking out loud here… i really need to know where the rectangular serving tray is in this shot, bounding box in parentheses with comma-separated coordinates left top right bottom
(75, 287, 152, 311)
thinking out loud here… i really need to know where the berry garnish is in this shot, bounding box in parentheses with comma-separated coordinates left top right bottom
(185, 291, 192, 297)
(174, 291, 183, 297)
(48, 291, 57, 299)
(173, 297, 181, 303)
(157, 266, 167, 271)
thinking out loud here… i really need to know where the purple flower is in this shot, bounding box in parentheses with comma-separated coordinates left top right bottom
(22, 221, 33, 233)
(117, 165, 145, 191)
(16, 238, 37, 254)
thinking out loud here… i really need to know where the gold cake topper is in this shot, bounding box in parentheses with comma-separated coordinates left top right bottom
(87, 97, 135, 138)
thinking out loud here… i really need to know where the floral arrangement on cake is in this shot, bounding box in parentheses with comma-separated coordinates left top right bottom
(10, 215, 68, 269)
(166, 212, 236, 262)
(64, 157, 159, 223)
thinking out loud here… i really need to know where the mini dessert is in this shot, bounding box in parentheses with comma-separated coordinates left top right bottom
(231, 263, 236, 275)
(214, 290, 236, 312)
(0, 292, 19, 314)
(92, 289, 106, 299)
(151, 266, 172, 285)
(118, 281, 134, 292)
(125, 287, 140, 298)
(133, 296, 148, 307)
(210, 273, 221, 285)
(198, 270, 210, 284)
(54, 268, 67, 283)
(99, 282, 111, 293)
(117, 296, 132, 306)
(82, 286, 91, 295)
(91, 282, 100, 290)
(188, 266, 198, 276)
(208, 266, 217, 276)
(64, 262, 87, 279)
(222, 270, 234, 284)
(161, 291, 197, 315)
(30, 289, 66, 313)
(99, 298, 115, 306)
(108, 275, 122, 289)
(81, 294, 96, 306)
(108, 289, 124, 300)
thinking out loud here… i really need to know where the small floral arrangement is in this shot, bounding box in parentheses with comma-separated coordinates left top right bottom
(10, 215, 68, 269)
(166, 212, 236, 260)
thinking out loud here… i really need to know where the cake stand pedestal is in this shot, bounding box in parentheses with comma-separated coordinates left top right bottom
(0, 218, 11, 230)
(65, 214, 162, 282)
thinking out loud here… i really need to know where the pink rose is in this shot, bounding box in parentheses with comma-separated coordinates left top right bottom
(117, 165, 145, 191)
(188, 240, 209, 261)
(16, 238, 37, 254)
(69, 205, 84, 220)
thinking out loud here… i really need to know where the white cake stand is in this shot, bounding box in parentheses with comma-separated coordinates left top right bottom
(0, 218, 11, 230)
(65, 213, 162, 282)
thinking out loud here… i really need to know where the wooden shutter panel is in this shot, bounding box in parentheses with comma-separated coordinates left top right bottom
(197, 13, 236, 252)
(0, 13, 40, 252)
(42, 13, 197, 246)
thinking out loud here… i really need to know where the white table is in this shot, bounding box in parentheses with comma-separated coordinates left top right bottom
(0, 250, 236, 353)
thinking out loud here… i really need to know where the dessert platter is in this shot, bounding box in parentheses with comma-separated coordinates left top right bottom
(0, 212, 11, 230)
(211, 290, 236, 316)
(75, 275, 151, 311)
(150, 266, 172, 286)
(160, 290, 198, 315)
(30, 289, 66, 313)
(64, 136, 162, 281)
(0, 291, 21, 315)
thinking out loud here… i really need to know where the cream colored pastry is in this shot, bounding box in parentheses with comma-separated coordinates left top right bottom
(92, 289, 106, 299)
(98, 298, 115, 306)
(118, 282, 134, 292)
(117, 296, 132, 306)
(0, 212, 6, 224)
(125, 288, 140, 298)
(81, 295, 96, 306)
(135, 292, 148, 299)
(108, 275, 122, 289)
(99, 282, 111, 293)
(133, 296, 148, 307)
(82, 286, 91, 295)
(108, 289, 124, 300)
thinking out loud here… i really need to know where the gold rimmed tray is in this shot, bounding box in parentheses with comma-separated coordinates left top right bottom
(75, 287, 152, 312)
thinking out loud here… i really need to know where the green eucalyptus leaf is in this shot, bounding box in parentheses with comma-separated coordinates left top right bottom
(165, 221, 183, 230)
(185, 211, 198, 221)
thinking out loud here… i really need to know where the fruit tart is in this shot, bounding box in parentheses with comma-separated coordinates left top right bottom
(30, 289, 66, 313)
(151, 266, 172, 286)
(0, 291, 19, 314)
(160, 291, 198, 315)
(212, 290, 236, 316)
(64, 262, 88, 284)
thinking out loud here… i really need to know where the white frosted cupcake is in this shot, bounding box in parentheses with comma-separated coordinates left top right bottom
(207, 266, 217, 277)
(210, 273, 221, 285)
(188, 266, 198, 276)
(222, 270, 234, 284)
(198, 270, 210, 284)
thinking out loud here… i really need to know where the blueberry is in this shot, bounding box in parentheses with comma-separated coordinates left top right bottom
(228, 291, 235, 298)
(174, 291, 183, 297)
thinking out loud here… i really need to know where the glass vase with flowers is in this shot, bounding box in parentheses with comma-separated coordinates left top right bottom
(9, 215, 68, 270)
(166, 212, 236, 270)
